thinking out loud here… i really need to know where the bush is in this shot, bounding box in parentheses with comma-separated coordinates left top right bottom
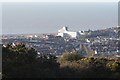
(58, 51, 83, 63)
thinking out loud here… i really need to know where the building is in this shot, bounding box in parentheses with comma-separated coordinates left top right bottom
(57, 26, 80, 39)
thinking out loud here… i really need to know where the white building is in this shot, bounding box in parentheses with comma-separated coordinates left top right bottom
(79, 31, 86, 35)
(57, 26, 80, 39)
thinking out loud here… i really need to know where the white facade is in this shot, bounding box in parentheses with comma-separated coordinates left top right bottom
(79, 31, 86, 35)
(58, 26, 80, 39)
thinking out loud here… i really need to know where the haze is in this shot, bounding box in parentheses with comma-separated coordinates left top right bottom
(2, 2, 118, 34)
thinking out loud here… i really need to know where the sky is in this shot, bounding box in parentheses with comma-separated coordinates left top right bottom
(0, 3, 2, 44)
(0, 0, 119, 2)
(0, 3, 1, 35)
(2, 2, 118, 34)
(118, 1, 120, 26)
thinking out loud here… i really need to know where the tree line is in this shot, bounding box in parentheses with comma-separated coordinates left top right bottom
(2, 43, 120, 78)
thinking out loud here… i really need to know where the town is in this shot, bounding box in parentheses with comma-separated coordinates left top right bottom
(2, 26, 120, 60)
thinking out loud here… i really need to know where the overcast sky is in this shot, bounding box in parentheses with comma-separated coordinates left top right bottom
(2, 2, 118, 34)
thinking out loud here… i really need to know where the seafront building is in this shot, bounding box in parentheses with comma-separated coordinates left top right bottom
(57, 26, 80, 39)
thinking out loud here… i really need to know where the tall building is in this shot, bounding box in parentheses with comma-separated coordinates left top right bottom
(57, 26, 80, 39)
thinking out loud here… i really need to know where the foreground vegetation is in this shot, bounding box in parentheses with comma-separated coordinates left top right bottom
(2, 44, 120, 78)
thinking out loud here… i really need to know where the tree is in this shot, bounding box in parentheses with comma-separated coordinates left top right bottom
(2, 43, 60, 78)
(106, 61, 119, 71)
(59, 51, 83, 63)
(2, 43, 38, 78)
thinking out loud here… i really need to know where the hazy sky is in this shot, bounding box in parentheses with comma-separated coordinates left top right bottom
(2, 2, 118, 34)
(0, 3, 1, 35)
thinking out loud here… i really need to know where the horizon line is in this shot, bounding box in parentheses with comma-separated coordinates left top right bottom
(2, 26, 119, 35)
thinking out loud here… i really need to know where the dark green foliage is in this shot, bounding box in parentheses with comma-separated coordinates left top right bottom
(2, 43, 120, 78)
(2, 44, 60, 78)
(59, 56, 120, 78)
(59, 51, 83, 63)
